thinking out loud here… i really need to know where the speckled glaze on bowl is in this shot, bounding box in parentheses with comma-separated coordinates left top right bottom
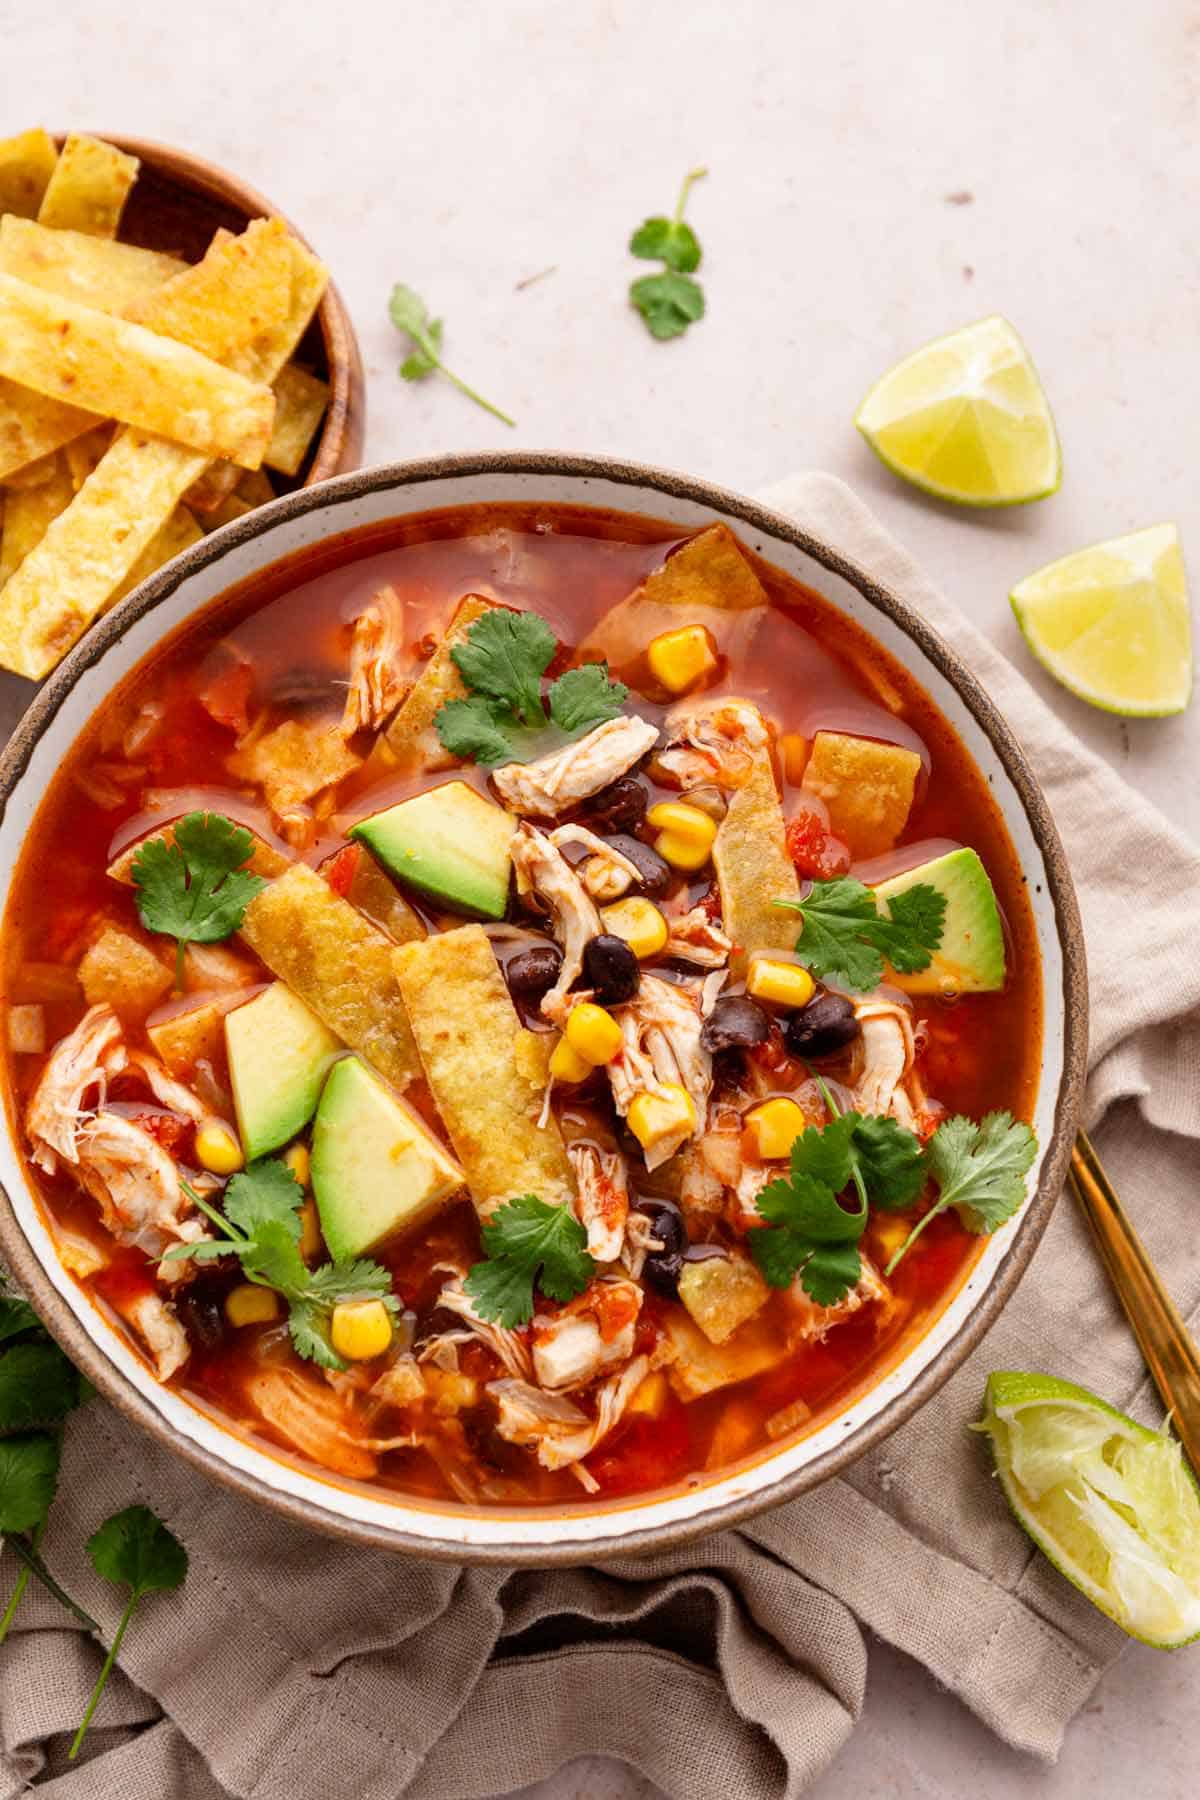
(0, 454, 1088, 1565)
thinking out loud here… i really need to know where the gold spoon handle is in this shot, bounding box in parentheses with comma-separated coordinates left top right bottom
(1068, 1129, 1200, 1476)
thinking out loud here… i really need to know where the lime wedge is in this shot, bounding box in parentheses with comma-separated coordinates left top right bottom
(978, 1372, 1200, 1647)
(855, 316, 1061, 506)
(1011, 524, 1192, 716)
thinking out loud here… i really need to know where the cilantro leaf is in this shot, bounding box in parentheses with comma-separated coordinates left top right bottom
(629, 216, 701, 273)
(751, 1116, 869, 1305)
(451, 608, 556, 727)
(388, 283, 515, 427)
(776, 876, 946, 992)
(0, 1431, 60, 1533)
(464, 1195, 595, 1327)
(0, 1341, 82, 1433)
(630, 271, 706, 340)
(849, 1114, 928, 1211)
(547, 663, 628, 733)
(72, 1505, 188, 1759)
(221, 1158, 304, 1243)
(434, 696, 518, 766)
(798, 1243, 866, 1309)
(132, 811, 267, 987)
(883, 1112, 1038, 1274)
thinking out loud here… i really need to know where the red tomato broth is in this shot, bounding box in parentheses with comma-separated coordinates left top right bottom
(1, 503, 1041, 1511)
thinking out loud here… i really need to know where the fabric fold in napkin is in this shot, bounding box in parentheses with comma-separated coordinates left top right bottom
(4, 472, 1200, 1800)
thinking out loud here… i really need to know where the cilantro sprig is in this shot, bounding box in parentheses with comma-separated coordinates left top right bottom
(775, 876, 946, 993)
(69, 1507, 187, 1760)
(131, 811, 268, 989)
(388, 284, 515, 427)
(464, 1195, 596, 1328)
(165, 1160, 398, 1370)
(629, 167, 708, 340)
(435, 608, 629, 767)
(883, 1111, 1037, 1275)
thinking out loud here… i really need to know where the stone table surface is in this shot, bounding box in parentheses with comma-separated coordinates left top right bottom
(10, 2, 1200, 1796)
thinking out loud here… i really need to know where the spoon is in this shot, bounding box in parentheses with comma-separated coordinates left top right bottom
(1068, 1130, 1200, 1476)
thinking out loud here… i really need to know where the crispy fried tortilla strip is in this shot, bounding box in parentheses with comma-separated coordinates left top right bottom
(109, 505, 203, 608)
(146, 1002, 225, 1077)
(107, 818, 289, 886)
(0, 454, 75, 589)
(0, 274, 275, 468)
(0, 431, 209, 678)
(200, 494, 253, 531)
(0, 129, 59, 220)
(235, 467, 275, 507)
(0, 217, 186, 313)
(63, 423, 116, 491)
(393, 925, 575, 1219)
(37, 133, 138, 237)
(264, 361, 329, 476)
(124, 217, 292, 365)
(0, 376, 98, 482)
(581, 523, 768, 674)
(241, 864, 419, 1090)
(382, 594, 499, 769)
(712, 713, 801, 978)
(800, 731, 921, 859)
(227, 719, 361, 813)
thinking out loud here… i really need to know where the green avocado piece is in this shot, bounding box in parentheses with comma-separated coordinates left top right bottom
(350, 780, 515, 920)
(872, 846, 1007, 994)
(310, 1056, 463, 1260)
(225, 982, 342, 1160)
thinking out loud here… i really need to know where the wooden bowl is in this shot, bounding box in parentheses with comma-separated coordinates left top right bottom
(56, 132, 365, 487)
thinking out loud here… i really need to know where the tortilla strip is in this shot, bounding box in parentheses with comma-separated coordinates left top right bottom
(0, 455, 74, 590)
(109, 505, 204, 609)
(37, 133, 138, 237)
(264, 361, 329, 476)
(800, 731, 921, 859)
(107, 819, 290, 886)
(146, 1002, 225, 1078)
(235, 467, 275, 508)
(712, 714, 801, 978)
(0, 274, 275, 469)
(124, 217, 292, 366)
(0, 376, 98, 483)
(0, 129, 59, 220)
(581, 523, 768, 673)
(63, 423, 116, 491)
(241, 864, 419, 1090)
(0, 217, 185, 313)
(393, 925, 575, 1219)
(382, 594, 499, 768)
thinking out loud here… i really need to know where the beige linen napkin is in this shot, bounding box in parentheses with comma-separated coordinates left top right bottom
(3, 472, 1200, 1800)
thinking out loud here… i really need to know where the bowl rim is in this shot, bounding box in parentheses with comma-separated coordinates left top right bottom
(0, 451, 1089, 1563)
(54, 129, 364, 486)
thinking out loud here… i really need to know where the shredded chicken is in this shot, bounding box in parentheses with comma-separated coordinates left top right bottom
(489, 1352, 650, 1472)
(341, 586, 407, 736)
(426, 1278, 533, 1381)
(493, 715, 659, 816)
(608, 975, 713, 1169)
(117, 1290, 190, 1381)
(549, 823, 643, 903)
(734, 1159, 775, 1225)
(74, 1113, 207, 1274)
(854, 999, 918, 1127)
(567, 1142, 630, 1262)
(510, 824, 602, 1023)
(664, 905, 733, 969)
(531, 1277, 641, 1391)
(26, 1004, 126, 1172)
(786, 1255, 891, 1343)
(651, 697, 768, 792)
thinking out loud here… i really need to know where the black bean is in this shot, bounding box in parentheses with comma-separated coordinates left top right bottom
(504, 943, 564, 1003)
(584, 776, 648, 834)
(582, 933, 640, 1005)
(639, 1198, 688, 1297)
(606, 833, 671, 898)
(700, 994, 771, 1054)
(177, 1291, 226, 1352)
(783, 991, 860, 1059)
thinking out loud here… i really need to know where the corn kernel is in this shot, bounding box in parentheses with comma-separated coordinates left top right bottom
(872, 1216, 910, 1259)
(565, 1001, 624, 1066)
(600, 895, 669, 959)
(653, 830, 711, 871)
(647, 800, 718, 871)
(627, 1084, 697, 1152)
(283, 1143, 311, 1187)
(194, 1120, 245, 1176)
(330, 1298, 394, 1362)
(225, 1282, 281, 1328)
(298, 1199, 323, 1262)
(744, 1097, 808, 1160)
(745, 957, 816, 1010)
(549, 1034, 595, 1084)
(424, 1368, 480, 1413)
(627, 1370, 670, 1418)
(647, 623, 718, 695)
(779, 732, 809, 785)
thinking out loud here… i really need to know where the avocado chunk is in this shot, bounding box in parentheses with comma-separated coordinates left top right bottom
(311, 1056, 463, 1259)
(872, 846, 1006, 994)
(225, 981, 342, 1160)
(350, 780, 515, 920)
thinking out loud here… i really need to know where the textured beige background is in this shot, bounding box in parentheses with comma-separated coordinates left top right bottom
(3, 2, 1198, 1795)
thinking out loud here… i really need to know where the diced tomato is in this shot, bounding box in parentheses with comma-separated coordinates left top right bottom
(786, 810, 851, 880)
(584, 1396, 691, 1496)
(127, 1109, 194, 1159)
(324, 843, 361, 896)
(197, 658, 255, 736)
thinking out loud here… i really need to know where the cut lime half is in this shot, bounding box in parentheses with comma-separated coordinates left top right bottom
(1011, 524, 1192, 716)
(979, 1371, 1200, 1648)
(855, 316, 1061, 506)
